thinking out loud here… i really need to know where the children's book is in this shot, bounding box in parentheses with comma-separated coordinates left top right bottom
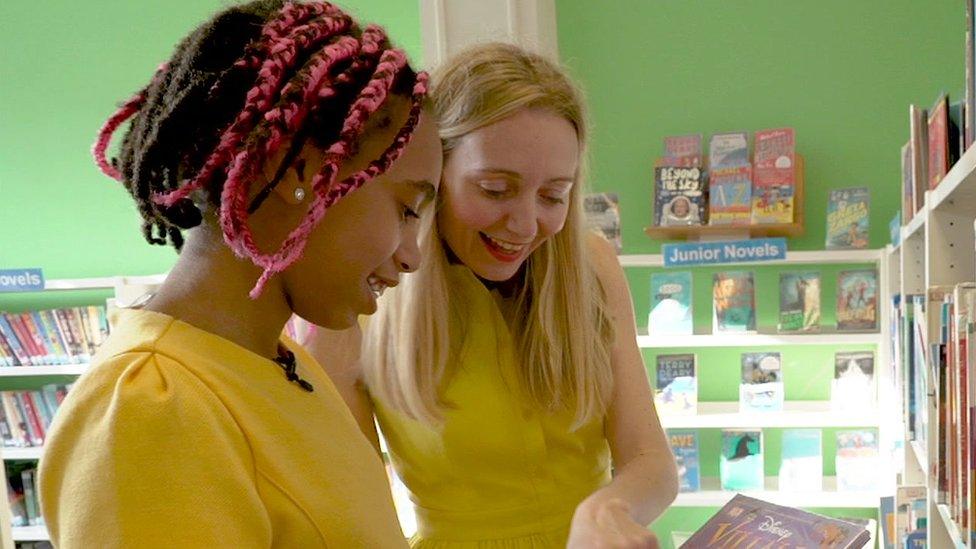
(708, 164, 752, 226)
(837, 269, 878, 331)
(708, 131, 749, 171)
(778, 271, 821, 332)
(649, 271, 693, 335)
(779, 428, 823, 492)
(680, 494, 872, 548)
(653, 166, 704, 226)
(655, 354, 697, 414)
(832, 351, 876, 411)
(660, 134, 703, 167)
(928, 93, 950, 190)
(751, 127, 796, 224)
(826, 187, 870, 249)
(713, 271, 756, 333)
(836, 430, 881, 492)
(583, 192, 622, 253)
(720, 429, 764, 491)
(667, 429, 700, 492)
(740, 352, 784, 412)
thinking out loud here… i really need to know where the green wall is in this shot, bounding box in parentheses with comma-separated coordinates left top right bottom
(556, 0, 962, 544)
(0, 0, 421, 306)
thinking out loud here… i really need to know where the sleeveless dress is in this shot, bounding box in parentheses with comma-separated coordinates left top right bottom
(373, 265, 612, 548)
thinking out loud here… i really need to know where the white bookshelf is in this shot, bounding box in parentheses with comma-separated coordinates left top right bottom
(0, 365, 88, 377)
(11, 525, 48, 542)
(673, 476, 881, 508)
(660, 401, 880, 429)
(937, 503, 968, 549)
(2, 447, 43, 461)
(618, 248, 882, 268)
(637, 331, 880, 348)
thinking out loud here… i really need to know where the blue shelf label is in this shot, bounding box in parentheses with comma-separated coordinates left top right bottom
(0, 268, 45, 292)
(663, 238, 787, 267)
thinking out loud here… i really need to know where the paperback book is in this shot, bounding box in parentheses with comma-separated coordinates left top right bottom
(751, 127, 796, 224)
(661, 134, 703, 167)
(655, 354, 697, 414)
(740, 352, 784, 413)
(648, 271, 693, 335)
(831, 351, 876, 411)
(778, 271, 821, 332)
(713, 271, 757, 333)
(680, 494, 872, 548)
(667, 429, 701, 492)
(708, 164, 752, 226)
(720, 429, 764, 491)
(653, 166, 704, 226)
(825, 187, 870, 249)
(778, 428, 823, 492)
(583, 192, 622, 253)
(836, 430, 881, 492)
(708, 131, 749, 171)
(837, 269, 878, 331)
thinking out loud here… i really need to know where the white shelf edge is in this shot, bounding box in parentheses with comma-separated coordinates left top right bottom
(901, 202, 928, 243)
(2, 447, 42, 461)
(637, 332, 881, 348)
(673, 477, 880, 508)
(618, 249, 882, 268)
(909, 440, 927, 472)
(660, 402, 880, 429)
(936, 503, 967, 549)
(11, 525, 49, 541)
(0, 364, 88, 376)
(40, 273, 167, 292)
(929, 142, 976, 213)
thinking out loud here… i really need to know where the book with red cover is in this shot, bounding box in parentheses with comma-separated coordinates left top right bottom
(751, 128, 795, 224)
(680, 494, 871, 548)
(660, 134, 703, 167)
(928, 94, 949, 190)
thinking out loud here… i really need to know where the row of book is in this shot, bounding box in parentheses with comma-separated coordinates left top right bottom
(667, 428, 882, 494)
(0, 307, 109, 366)
(879, 486, 928, 549)
(900, 93, 965, 226)
(652, 129, 797, 227)
(0, 385, 72, 449)
(654, 351, 876, 415)
(7, 461, 40, 528)
(648, 268, 878, 335)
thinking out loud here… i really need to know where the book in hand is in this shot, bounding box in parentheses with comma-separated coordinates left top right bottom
(655, 354, 697, 414)
(709, 164, 753, 226)
(778, 271, 821, 332)
(583, 192, 622, 253)
(836, 269, 878, 331)
(667, 429, 701, 492)
(778, 428, 823, 492)
(720, 429, 764, 491)
(648, 271, 693, 335)
(653, 166, 705, 226)
(713, 271, 757, 333)
(831, 351, 876, 411)
(680, 494, 872, 548)
(835, 430, 881, 492)
(740, 352, 784, 413)
(661, 134, 703, 167)
(751, 128, 796, 224)
(825, 187, 870, 249)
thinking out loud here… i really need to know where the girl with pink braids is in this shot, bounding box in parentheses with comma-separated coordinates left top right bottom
(38, 1, 440, 546)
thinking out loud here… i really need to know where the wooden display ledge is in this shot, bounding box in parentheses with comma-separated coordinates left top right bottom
(645, 155, 806, 242)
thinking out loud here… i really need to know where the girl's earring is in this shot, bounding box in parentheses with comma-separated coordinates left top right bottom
(294, 187, 306, 202)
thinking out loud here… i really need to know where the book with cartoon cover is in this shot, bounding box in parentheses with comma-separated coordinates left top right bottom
(826, 187, 870, 250)
(713, 271, 756, 333)
(837, 269, 878, 331)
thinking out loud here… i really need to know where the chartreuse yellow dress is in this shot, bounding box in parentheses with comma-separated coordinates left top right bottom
(373, 265, 612, 548)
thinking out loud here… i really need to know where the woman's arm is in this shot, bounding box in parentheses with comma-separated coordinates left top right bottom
(568, 233, 678, 544)
(302, 322, 382, 454)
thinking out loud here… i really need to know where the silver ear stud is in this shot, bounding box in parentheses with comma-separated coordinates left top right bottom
(294, 187, 306, 202)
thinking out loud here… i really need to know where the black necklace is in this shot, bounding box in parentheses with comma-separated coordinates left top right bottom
(273, 349, 314, 392)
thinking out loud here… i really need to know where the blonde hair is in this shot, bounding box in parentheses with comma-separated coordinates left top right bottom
(363, 42, 614, 428)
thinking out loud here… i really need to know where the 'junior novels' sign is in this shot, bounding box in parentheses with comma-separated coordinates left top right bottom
(663, 238, 786, 267)
(0, 269, 45, 292)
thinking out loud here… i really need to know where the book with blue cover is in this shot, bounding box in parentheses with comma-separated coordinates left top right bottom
(708, 164, 753, 226)
(713, 271, 756, 333)
(720, 429, 764, 491)
(826, 187, 870, 249)
(708, 131, 749, 171)
(649, 271, 693, 335)
(655, 354, 697, 414)
(740, 352, 784, 412)
(667, 429, 700, 492)
(778, 428, 823, 492)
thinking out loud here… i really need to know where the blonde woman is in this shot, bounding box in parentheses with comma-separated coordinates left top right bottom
(306, 42, 677, 548)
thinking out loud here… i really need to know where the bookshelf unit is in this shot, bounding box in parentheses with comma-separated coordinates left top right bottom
(889, 143, 976, 549)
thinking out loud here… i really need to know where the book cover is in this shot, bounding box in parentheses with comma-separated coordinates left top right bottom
(583, 192, 622, 253)
(836, 430, 881, 492)
(713, 271, 757, 333)
(655, 354, 697, 415)
(825, 187, 870, 250)
(751, 127, 796, 224)
(653, 166, 704, 226)
(680, 494, 871, 548)
(740, 352, 784, 412)
(909, 105, 928, 214)
(667, 429, 701, 492)
(720, 429, 764, 491)
(832, 351, 876, 411)
(709, 131, 749, 171)
(928, 93, 949, 190)
(649, 271, 693, 335)
(661, 134, 703, 167)
(708, 164, 752, 226)
(889, 211, 901, 247)
(779, 428, 823, 492)
(901, 141, 914, 225)
(879, 495, 894, 549)
(778, 271, 821, 332)
(837, 269, 878, 331)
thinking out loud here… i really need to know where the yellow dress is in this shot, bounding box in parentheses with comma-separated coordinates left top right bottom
(40, 308, 407, 548)
(373, 266, 612, 548)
